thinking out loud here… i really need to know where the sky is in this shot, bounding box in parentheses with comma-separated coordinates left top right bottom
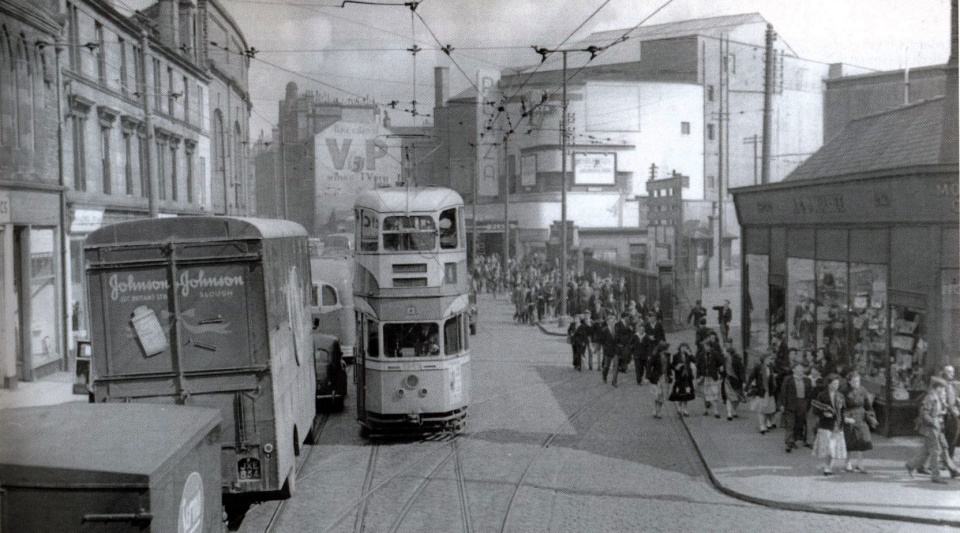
(123, 0, 954, 137)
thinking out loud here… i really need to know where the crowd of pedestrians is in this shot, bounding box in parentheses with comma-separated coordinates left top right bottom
(562, 295, 960, 483)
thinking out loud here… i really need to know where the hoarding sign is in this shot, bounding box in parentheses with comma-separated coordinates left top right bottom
(574, 152, 615, 185)
(476, 69, 501, 197)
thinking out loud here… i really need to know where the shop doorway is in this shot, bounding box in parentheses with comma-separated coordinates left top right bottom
(12, 226, 61, 381)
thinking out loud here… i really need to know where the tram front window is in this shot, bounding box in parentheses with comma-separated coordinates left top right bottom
(383, 322, 440, 357)
(383, 216, 436, 251)
(439, 208, 458, 250)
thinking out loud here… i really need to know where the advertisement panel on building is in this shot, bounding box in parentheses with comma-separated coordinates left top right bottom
(315, 120, 401, 224)
(476, 69, 501, 197)
(573, 152, 616, 185)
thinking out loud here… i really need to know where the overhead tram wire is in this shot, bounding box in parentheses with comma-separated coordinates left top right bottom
(514, 0, 680, 129)
(486, 0, 615, 128)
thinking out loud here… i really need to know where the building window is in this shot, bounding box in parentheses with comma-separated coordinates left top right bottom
(95, 23, 105, 84)
(629, 243, 647, 270)
(72, 115, 87, 191)
(123, 131, 133, 195)
(156, 137, 166, 199)
(681, 122, 691, 135)
(167, 67, 174, 115)
(67, 3, 79, 68)
(707, 85, 715, 102)
(185, 143, 195, 203)
(138, 130, 147, 197)
(182, 76, 190, 124)
(133, 45, 144, 101)
(100, 125, 111, 194)
(169, 141, 179, 201)
(707, 124, 715, 141)
(153, 58, 162, 109)
(118, 38, 127, 95)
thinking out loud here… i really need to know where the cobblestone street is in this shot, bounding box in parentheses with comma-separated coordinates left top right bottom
(239, 295, 950, 532)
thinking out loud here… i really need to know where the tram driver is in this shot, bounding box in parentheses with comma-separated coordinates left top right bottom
(415, 323, 441, 357)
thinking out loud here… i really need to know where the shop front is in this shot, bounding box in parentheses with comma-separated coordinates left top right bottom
(734, 167, 959, 436)
(0, 187, 65, 385)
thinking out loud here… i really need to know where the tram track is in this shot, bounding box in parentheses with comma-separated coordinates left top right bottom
(260, 414, 330, 533)
(498, 383, 618, 533)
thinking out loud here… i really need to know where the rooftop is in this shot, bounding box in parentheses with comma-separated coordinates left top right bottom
(784, 97, 948, 182)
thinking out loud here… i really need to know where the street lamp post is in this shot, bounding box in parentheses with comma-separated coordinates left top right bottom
(559, 51, 569, 321)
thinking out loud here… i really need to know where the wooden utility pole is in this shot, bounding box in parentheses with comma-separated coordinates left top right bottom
(761, 23, 777, 185)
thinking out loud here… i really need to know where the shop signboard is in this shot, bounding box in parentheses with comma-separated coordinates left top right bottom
(70, 208, 104, 233)
(733, 172, 960, 225)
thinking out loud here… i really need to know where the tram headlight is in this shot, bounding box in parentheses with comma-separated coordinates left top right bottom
(404, 374, 419, 389)
(263, 442, 274, 455)
(398, 389, 405, 396)
(419, 388, 428, 397)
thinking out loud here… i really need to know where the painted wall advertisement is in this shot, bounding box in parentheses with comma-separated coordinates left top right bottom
(314, 120, 401, 222)
(476, 69, 501, 197)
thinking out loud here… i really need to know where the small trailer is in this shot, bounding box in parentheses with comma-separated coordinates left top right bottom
(0, 403, 222, 532)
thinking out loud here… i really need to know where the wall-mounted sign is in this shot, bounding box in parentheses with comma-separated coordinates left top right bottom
(573, 152, 615, 185)
(520, 154, 537, 187)
(70, 208, 105, 233)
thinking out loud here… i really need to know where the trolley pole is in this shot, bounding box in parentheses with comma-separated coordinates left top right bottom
(560, 51, 569, 320)
(503, 132, 510, 276)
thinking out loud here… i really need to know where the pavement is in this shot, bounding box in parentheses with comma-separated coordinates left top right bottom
(537, 317, 960, 528)
(0, 371, 87, 411)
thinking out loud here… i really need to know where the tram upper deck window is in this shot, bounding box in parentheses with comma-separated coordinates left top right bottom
(383, 216, 436, 251)
(383, 322, 440, 357)
(439, 208, 458, 249)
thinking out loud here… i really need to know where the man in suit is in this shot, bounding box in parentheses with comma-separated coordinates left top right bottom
(687, 300, 707, 328)
(615, 312, 635, 373)
(599, 315, 620, 387)
(778, 363, 813, 452)
(713, 299, 733, 342)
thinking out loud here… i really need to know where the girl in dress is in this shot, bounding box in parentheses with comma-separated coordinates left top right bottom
(721, 346, 746, 421)
(698, 332, 724, 418)
(843, 371, 877, 473)
(669, 343, 697, 416)
(811, 373, 851, 476)
(746, 354, 779, 433)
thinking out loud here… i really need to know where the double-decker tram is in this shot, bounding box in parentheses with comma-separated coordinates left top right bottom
(353, 186, 471, 435)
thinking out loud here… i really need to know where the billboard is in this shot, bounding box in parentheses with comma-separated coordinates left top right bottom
(573, 152, 616, 185)
(476, 69, 501, 197)
(314, 120, 401, 225)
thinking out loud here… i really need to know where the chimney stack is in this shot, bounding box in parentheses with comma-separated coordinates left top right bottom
(434, 67, 450, 109)
(939, 0, 958, 164)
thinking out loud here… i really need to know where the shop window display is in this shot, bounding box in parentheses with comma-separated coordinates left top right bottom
(850, 264, 888, 388)
(890, 306, 927, 400)
(746, 254, 769, 354)
(941, 269, 959, 365)
(787, 258, 816, 351)
(816, 261, 849, 369)
(770, 285, 786, 359)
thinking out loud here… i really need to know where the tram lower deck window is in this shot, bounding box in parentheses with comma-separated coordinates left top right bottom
(383, 322, 440, 357)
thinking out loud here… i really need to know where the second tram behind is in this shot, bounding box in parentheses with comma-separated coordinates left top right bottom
(353, 186, 471, 435)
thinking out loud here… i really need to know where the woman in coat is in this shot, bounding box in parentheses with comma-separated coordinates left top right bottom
(697, 332, 724, 418)
(647, 341, 672, 419)
(669, 343, 697, 417)
(721, 346, 746, 421)
(746, 354, 779, 433)
(843, 371, 877, 473)
(811, 373, 850, 476)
